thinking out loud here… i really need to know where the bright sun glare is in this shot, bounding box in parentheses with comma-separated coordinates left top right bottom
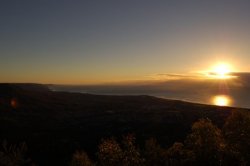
(213, 63, 230, 76)
(207, 63, 235, 79)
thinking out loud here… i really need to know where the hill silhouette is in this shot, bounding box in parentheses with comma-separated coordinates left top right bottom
(0, 83, 248, 165)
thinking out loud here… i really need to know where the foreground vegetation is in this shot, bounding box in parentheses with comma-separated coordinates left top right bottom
(1, 110, 249, 166)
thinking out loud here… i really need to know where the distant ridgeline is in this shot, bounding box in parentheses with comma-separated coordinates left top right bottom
(0, 83, 50, 94)
(0, 83, 249, 166)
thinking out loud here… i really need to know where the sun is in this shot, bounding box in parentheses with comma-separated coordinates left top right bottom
(213, 63, 230, 76)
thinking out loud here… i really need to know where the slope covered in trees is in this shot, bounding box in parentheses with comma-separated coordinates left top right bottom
(0, 83, 249, 165)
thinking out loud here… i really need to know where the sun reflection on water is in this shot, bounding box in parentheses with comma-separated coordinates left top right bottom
(212, 95, 232, 106)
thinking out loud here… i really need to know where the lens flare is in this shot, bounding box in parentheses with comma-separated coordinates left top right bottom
(10, 98, 19, 109)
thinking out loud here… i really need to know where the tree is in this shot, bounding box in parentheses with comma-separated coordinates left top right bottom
(97, 137, 123, 166)
(70, 150, 94, 166)
(121, 134, 144, 166)
(223, 110, 250, 166)
(167, 142, 194, 166)
(144, 138, 167, 166)
(97, 134, 144, 166)
(185, 118, 225, 166)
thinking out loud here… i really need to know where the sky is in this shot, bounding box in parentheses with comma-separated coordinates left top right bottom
(1, 0, 250, 84)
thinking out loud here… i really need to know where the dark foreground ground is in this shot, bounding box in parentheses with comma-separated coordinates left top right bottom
(0, 83, 248, 165)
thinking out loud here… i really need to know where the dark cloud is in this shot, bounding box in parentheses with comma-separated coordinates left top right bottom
(231, 72, 250, 87)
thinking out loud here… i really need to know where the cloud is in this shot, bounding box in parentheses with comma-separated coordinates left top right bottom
(147, 73, 202, 81)
(232, 72, 250, 87)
